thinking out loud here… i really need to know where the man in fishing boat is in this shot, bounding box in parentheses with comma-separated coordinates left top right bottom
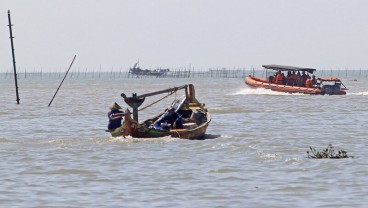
(107, 102, 125, 130)
(153, 107, 183, 130)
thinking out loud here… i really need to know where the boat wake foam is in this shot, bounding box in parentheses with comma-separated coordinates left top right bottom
(111, 136, 181, 143)
(231, 88, 305, 96)
(347, 91, 368, 96)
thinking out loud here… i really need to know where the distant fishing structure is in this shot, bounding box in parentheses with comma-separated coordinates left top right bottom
(7, 10, 20, 104)
(0, 67, 367, 80)
(48, 55, 76, 107)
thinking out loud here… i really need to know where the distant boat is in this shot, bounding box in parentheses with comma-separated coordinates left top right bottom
(108, 84, 211, 140)
(245, 65, 347, 95)
(128, 61, 169, 77)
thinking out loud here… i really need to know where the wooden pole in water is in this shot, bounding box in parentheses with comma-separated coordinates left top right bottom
(48, 55, 76, 107)
(7, 10, 20, 104)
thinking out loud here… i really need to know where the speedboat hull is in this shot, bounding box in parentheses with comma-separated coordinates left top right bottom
(244, 76, 346, 95)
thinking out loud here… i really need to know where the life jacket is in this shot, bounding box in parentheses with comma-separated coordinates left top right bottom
(289, 74, 297, 81)
(275, 74, 284, 85)
(108, 110, 123, 130)
(272, 75, 277, 83)
(305, 79, 312, 88)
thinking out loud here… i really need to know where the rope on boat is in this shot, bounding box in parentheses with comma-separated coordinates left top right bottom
(138, 91, 176, 112)
(171, 131, 181, 138)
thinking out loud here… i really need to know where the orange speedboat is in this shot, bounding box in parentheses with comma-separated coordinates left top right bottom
(244, 65, 347, 95)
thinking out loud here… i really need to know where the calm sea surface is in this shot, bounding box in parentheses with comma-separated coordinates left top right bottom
(1, 72, 368, 207)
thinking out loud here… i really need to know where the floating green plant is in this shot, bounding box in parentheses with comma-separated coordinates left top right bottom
(307, 144, 353, 159)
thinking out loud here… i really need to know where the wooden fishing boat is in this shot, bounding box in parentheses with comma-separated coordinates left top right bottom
(244, 65, 347, 95)
(108, 84, 211, 140)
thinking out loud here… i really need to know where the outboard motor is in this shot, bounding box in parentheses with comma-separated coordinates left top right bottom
(321, 83, 341, 95)
(332, 83, 341, 95)
(321, 85, 333, 95)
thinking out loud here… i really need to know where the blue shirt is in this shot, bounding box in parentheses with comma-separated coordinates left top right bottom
(155, 111, 183, 129)
(108, 110, 123, 130)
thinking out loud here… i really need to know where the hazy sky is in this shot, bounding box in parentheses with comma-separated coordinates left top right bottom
(1, 0, 368, 72)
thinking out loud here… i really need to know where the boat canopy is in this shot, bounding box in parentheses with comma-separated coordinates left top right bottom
(262, 65, 316, 74)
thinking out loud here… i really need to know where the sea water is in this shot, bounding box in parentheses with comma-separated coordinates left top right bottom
(1, 73, 368, 207)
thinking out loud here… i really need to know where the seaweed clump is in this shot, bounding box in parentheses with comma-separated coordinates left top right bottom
(307, 144, 353, 159)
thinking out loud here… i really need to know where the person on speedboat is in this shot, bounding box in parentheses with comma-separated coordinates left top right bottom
(273, 70, 285, 85)
(296, 72, 303, 86)
(311, 75, 317, 87)
(305, 76, 312, 88)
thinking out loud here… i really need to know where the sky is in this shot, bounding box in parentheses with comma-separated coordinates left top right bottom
(1, 0, 368, 72)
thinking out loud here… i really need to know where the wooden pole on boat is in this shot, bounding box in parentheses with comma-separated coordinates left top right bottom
(131, 93, 139, 122)
(121, 85, 189, 122)
(48, 55, 76, 107)
(7, 10, 20, 104)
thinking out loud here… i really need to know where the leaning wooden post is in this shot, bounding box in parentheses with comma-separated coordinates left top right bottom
(48, 55, 76, 107)
(7, 10, 20, 104)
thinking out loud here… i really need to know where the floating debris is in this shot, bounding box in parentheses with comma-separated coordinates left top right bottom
(307, 144, 353, 159)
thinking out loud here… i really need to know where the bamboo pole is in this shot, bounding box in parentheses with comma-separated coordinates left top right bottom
(7, 10, 20, 104)
(48, 55, 76, 107)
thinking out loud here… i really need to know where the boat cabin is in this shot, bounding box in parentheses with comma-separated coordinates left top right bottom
(317, 78, 347, 95)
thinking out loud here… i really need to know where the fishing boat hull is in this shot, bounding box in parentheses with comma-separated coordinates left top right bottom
(118, 110, 211, 140)
(244, 76, 346, 95)
(108, 84, 211, 140)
